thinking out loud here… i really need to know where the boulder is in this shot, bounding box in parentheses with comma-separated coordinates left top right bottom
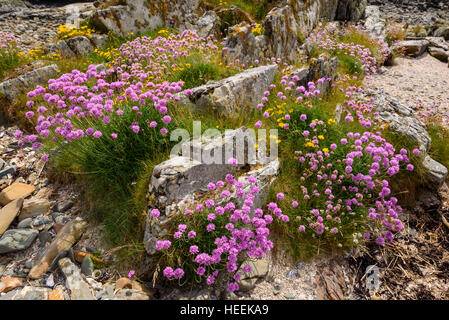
(177, 64, 278, 113)
(66, 36, 95, 56)
(433, 25, 449, 40)
(90, 0, 200, 36)
(398, 40, 429, 57)
(0, 229, 39, 254)
(47, 40, 75, 58)
(144, 127, 279, 255)
(263, 6, 299, 63)
(364, 5, 386, 38)
(238, 257, 270, 292)
(428, 46, 448, 62)
(363, 88, 447, 190)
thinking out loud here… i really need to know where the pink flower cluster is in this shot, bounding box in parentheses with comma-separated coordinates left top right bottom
(152, 174, 285, 292)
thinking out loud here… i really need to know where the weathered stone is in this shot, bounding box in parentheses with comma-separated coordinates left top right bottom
(65, 36, 95, 56)
(18, 199, 50, 221)
(90, 33, 108, 49)
(195, 10, 221, 39)
(0, 183, 35, 206)
(48, 286, 65, 300)
(58, 257, 96, 300)
(363, 88, 447, 190)
(177, 65, 277, 113)
(398, 40, 430, 57)
(364, 5, 386, 37)
(17, 217, 32, 229)
(0, 64, 58, 102)
(90, 0, 200, 36)
(335, 0, 367, 21)
(263, 6, 299, 63)
(433, 25, 449, 40)
(0, 277, 23, 294)
(28, 219, 87, 280)
(428, 46, 448, 62)
(0, 198, 24, 236)
(422, 155, 448, 188)
(47, 40, 75, 58)
(238, 257, 270, 292)
(0, 229, 38, 254)
(52, 200, 74, 213)
(0, 286, 51, 300)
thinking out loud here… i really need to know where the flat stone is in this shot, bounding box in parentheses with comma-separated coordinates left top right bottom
(18, 199, 50, 221)
(0, 198, 24, 236)
(17, 217, 33, 229)
(0, 183, 35, 206)
(0, 229, 39, 254)
(0, 277, 23, 294)
(428, 46, 448, 62)
(398, 40, 430, 57)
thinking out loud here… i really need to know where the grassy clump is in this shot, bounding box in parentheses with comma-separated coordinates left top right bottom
(169, 53, 239, 88)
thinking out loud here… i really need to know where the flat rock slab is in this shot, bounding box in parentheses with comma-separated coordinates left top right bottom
(0, 183, 35, 206)
(0, 229, 38, 254)
(28, 219, 87, 280)
(18, 199, 50, 221)
(0, 198, 24, 236)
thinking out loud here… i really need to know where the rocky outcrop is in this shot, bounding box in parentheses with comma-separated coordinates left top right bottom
(223, 0, 367, 63)
(364, 5, 386, 38)
(90, 0, 200, 36)
(363, 88, 447, 189)
(177, 64, 278, 113)
(144, 127, 279, 255)
(0, 64, 58, 102)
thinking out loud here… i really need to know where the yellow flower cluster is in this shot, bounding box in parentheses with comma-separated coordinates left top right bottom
(57, 24, 94, 40)
(218, 0, 228, 6)
(252, 24, 264, 36)
(93, 47, 119, 63)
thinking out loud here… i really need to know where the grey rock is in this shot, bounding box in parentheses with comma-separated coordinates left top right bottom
(194, 11, 220, 39)
(364, 5, 386, 38)
(66, 36, 94, 56)
(0, 166, 17, 179)
(422, 155, 448, 187)
(47, 40, 75, 58)
(58, 257, 96, 300)
(17, 218, 33, 229)
(52, 200, 74, 213)
(0, 286, 51, 300)
(176, 65, 278, 113)
(32, 216, 51, 228)
(433, 25, 449, 40)
(428, 46, 448, 62)
(81, 256, 94, 276)
(90, 33, 108, 49)
(397, 40, 430, 57)
(0, 64, 58, 102)
(0, 229, 39, 254)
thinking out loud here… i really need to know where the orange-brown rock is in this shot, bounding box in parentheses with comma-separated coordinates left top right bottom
(0, 183, 35, 206)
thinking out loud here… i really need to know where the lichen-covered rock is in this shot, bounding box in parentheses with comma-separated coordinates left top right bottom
(177, 64, 278, 113)
(66, 36, 95, 56)
(58, 257, 96, 300)
(263, 6, 299, 63)
(336, 0, 367, 21)
(194, 10, 221, 39)
(47, 40, 75, 58)
(90, 0, 200, 36)
(0, 64, 58, 102)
